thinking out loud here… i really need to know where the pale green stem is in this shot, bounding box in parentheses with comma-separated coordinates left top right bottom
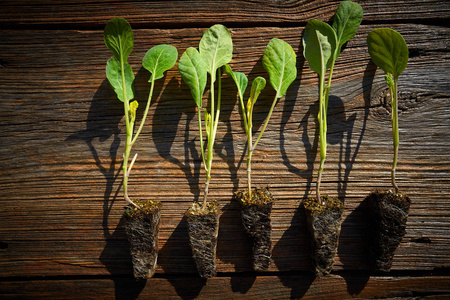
(252, 93, 278, 151)
(316, 72, 327, 206)
(316, 61, 335, 206)
(119, 56, 137, 208)
(390, 80, 400, 194)
(131, 77, 155, 146)
(236, 88, 251, 197)
(247, 139, 253, 199)
(198, 109, 207, 168)
(203, 69, 220, 208)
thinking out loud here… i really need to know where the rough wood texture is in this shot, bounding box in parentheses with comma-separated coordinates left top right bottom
(0, 0, 449, 298)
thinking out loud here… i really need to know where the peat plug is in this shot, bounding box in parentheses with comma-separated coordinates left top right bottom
(301, 1, 363, 275)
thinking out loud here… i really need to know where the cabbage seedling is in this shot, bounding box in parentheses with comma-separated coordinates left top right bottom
(226, 38, 297, 199)
(226, 38, 296, 271)
(104, 18, 178, 208)
(367, 28, 409, 193)
(178, 24, 233, 211)
(178, 24, 233, 278)
(302, 1, 363, 276)
(366, 28, 411, 272)
(303, 0, 363, 205)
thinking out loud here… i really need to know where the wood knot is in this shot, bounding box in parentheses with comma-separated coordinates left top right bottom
(371, 89, 420, 118)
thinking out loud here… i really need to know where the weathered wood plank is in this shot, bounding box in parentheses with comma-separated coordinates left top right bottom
(0, 275, 449, 299)
(0, 22, 449, 280)
(0, 0, 448, 28)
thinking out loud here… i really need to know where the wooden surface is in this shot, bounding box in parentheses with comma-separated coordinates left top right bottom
(1, 0, 449, 298)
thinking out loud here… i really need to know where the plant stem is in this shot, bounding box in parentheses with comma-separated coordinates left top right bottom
(119, 56, 137, 208)
(203, 68, 222, 209)
(236, 83, 251, 198)
(252, 94, 278, 152)
(131, 78, 155, 146)
(390, 79, 400, 194)
(316, 61, 335, 206)
(247, 126, 253, 199)
(198, 109, 207, 168)
(316, 69, 329, 206)
(247, 93, 279, 199)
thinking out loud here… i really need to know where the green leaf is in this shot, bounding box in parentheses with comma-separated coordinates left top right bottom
(332, 0, 363, 58)
(199, 24, 233, 82)
(224, 65, 248, 101)
(104, 18, 134, 63)
(384, 74, 395, 90)
(106, 56, 135, 102)
(367, 28, 409, 80)
(262, 38, 297, 99)
(142, 44, 178, 82)
(249, 76, 266, 106)
(303, 20, 337, 76)
(178, 47, 207, 108)
(247, 76, 266, 121)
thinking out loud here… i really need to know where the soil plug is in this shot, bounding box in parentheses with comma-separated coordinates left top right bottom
(301, 1, 363, 275)
(124, 201, 161, 278)
(226, 38, 296, 271)
(366, 28, 411, 272)
(234, 187, 274, 271)
(104, 18, 178, 279)
(178, 24, 233, 278)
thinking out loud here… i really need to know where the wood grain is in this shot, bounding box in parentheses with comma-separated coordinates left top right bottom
(0, 0, 449, 298)
(0, 0, 449, 28)
(1, 275, 449, 299)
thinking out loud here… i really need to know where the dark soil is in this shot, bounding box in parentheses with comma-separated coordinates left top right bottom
(302, 196, 344, 276)
(185, 202, 220, 278)
(366, 190, 411, 272)
(123, 200, 161, 279)
(235, 187, 274, 271)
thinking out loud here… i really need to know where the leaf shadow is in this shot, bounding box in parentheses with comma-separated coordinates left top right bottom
(67, 79, 149, 298)
(337, 60, 377, 296)
(271, 35, 317, 298)
(152, 76, 201, 201)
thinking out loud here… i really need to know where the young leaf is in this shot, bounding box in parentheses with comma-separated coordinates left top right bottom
(262, 38, 297, 99)
(367, 28, 409, 80)
(129, 100, 139, 123)
(104, 18, 134, 63)
(142, 44, 178, 82)
(178, 47, 207, 108)
(205, 111, 211, 137)
(332, 0, 363, 58)
(224, 65, 248, 101)
(303, 20, 337, 76)
(106, 56, 135, 102)
(199, 24, 233, 82)
(249, 76, 266, 106)
(247, 77, 266, 120)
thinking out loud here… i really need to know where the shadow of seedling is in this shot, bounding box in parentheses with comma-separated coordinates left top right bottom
(158, 215, 207, 300)
(337, 61, 376, 295)
(152, 75, 209, 298)
(67, 79, 148, 298)
(152, 77, 202, 201)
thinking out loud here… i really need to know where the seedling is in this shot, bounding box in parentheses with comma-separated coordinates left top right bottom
(226, 38, 297, 199)
(104, 18, 177, 207)
(301, 1, 363, 276)
(367, 28, 409, 194)
(178, 24, 233, 211)
(302, 0, 363, 205)
(365, 28, 410, 272)
(226, 38, 296, 271)
(178, 24, 233, 278)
